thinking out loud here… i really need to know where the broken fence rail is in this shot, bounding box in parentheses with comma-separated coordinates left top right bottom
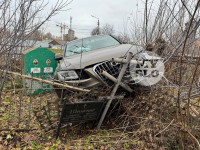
(0, 69, 90, 93)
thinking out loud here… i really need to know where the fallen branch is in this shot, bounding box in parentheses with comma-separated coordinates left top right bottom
(0, 128, 38, 132)
(0, 70, 90, 93)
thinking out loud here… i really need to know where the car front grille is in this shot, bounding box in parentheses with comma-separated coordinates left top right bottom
(93, 61, 121, 86)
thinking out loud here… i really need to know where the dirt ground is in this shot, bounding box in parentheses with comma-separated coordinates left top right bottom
(0, 86, 199, 149)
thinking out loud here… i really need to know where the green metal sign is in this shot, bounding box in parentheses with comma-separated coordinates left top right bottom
(23, 47, 57, 95)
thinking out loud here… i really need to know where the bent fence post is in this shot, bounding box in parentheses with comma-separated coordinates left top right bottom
(97, 52, 133, 129)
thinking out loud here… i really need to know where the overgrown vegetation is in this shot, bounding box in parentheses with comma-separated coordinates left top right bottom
(0, 0, 200, 149)
(0, 77, 199, 149)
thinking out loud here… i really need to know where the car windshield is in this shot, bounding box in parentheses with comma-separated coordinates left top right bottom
(65, 35, 120, 57)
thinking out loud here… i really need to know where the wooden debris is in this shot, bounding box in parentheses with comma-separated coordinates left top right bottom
(0, 69, 90, 92)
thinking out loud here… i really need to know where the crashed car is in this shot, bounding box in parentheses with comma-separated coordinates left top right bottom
(54, 35, 162, 97)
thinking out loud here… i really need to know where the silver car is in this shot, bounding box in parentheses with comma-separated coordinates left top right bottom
(54, 35, 144, 97)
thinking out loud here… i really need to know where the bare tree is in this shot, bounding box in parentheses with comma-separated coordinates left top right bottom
(91, 23, 115, 36)
(91, 27, 100, 35)
(114, 33, 130, 44)
(44, 32, 53, 40)
(0, 0, 72, 104)
(101, 24, 115, 35)
(29, 30, 43, 41)
(126, 0, 200, 148)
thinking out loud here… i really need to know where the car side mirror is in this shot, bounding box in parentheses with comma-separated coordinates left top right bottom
(54, 53, 63, 61)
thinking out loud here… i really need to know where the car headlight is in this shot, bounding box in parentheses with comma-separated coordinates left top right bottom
(57, 70, 79, 81)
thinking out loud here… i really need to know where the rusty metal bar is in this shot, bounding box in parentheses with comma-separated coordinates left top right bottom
(101, 70, 133, 92)
(112, 58, 143, 64)
(97, 52, 133, 129)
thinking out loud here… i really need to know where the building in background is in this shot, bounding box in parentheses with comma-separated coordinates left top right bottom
(47, 29, 76, 49)
(63, 34, 68, 41)
(55, 36, 62, 40)
(49, 40, 65, 49)
(62, 29, 76, 42)
(68, 29, 75, 42)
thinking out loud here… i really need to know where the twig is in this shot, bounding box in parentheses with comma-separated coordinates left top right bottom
(155, 119, 174, 136)
(187, 130, 200, 150)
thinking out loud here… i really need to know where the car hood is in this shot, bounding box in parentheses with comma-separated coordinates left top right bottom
(60, 44, 143, 70)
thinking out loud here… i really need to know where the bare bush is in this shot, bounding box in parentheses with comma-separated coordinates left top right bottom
(101, 24, 115, 36)
(0, 0, 72, 103)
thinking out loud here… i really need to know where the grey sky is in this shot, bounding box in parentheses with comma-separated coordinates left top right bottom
(44, 0, 145, 38)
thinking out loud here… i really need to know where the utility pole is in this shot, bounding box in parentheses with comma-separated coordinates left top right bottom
(63, 24, 67, 34)
(56, 23, 63, 40)
(145, 0, 148, 46)
(70, 16, 72, 29)
(91, 15, 100, 35)
(56, 23, 68, 40)
(97, 19, 100, 35)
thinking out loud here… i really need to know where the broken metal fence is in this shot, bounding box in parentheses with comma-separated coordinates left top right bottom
(0, 71, 89, 132)
(0, 46, 199, 150)
(0, 53, 200, 131)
